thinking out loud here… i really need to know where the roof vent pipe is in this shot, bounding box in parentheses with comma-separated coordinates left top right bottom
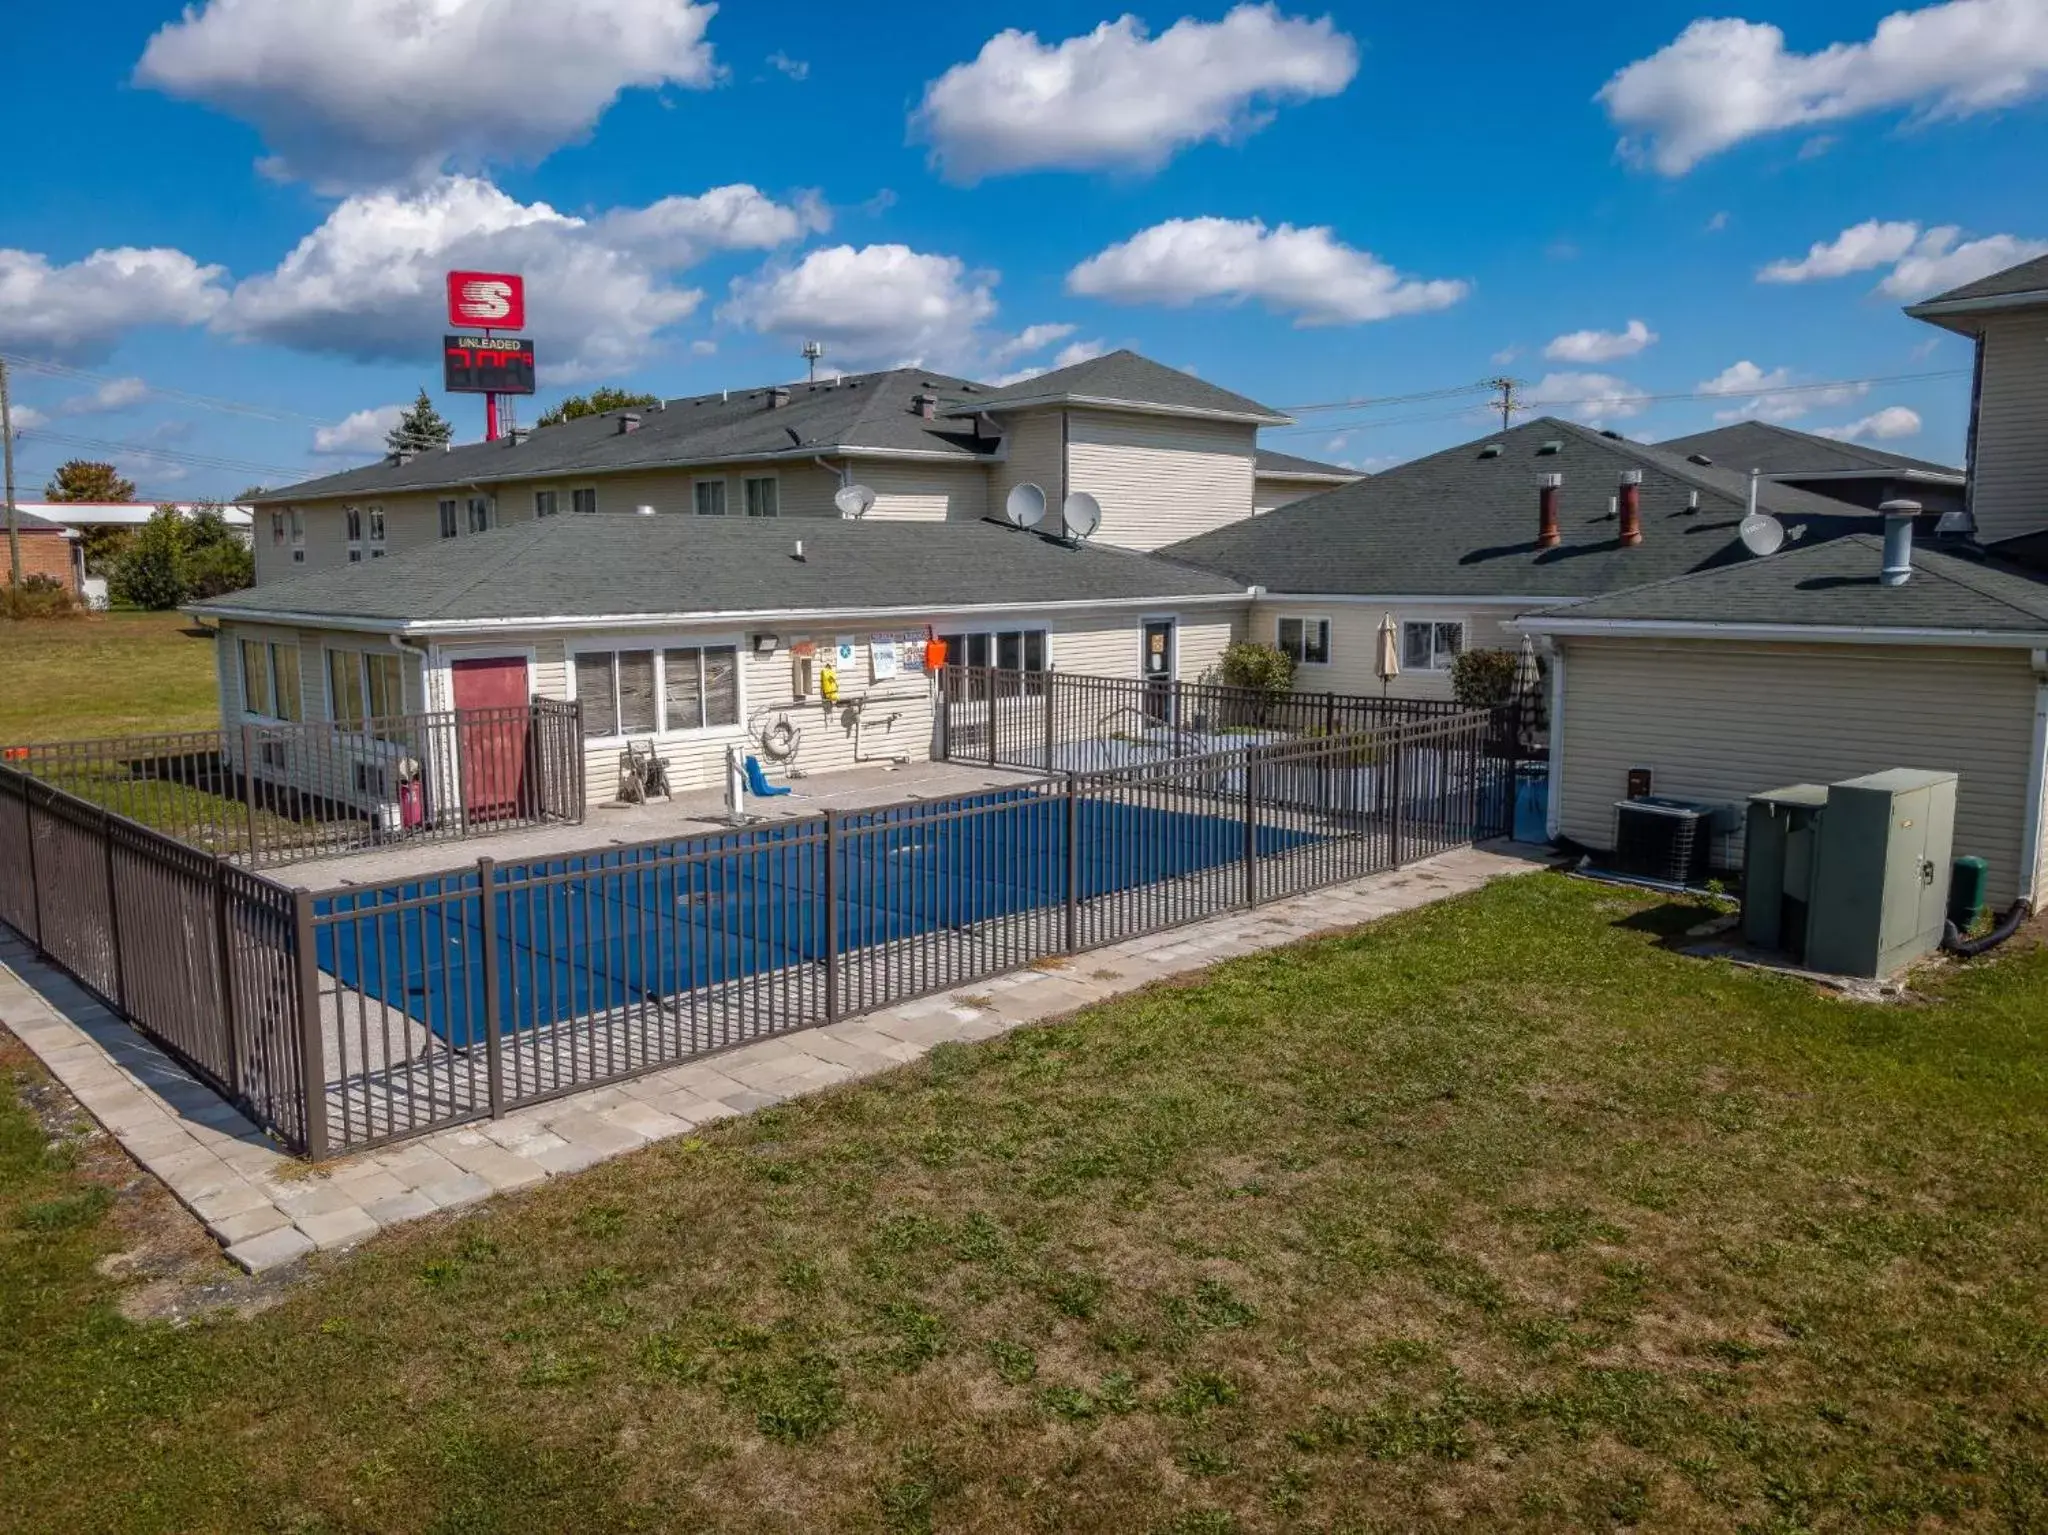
(1747, 467, 1761, 519)
(767, 386, 791, 410)
(617, 412, 642, 434)
(792, 539, 805, 562)
(1618, 469, 1643, 547)
(1537, 473, 1562, 550)
(1879, 499, 1921, 586)
(912, 391, 938, 420)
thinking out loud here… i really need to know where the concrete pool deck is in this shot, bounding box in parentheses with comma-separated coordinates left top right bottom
(0, 842, 1553, 1275)
(284, 760, 1041, 891)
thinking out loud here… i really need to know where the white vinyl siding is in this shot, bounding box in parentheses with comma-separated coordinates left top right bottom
(1969, 313, 2048, 547)
(1253, 479, 1339, 515)
(989, 409, 1066, 529)
(1553, 637, 2042, 907)
(860, 462, 987, 523)
(1251, 602, 1534, 702)
(1064, 409, 1257, 551)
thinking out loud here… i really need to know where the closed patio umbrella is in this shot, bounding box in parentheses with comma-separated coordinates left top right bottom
(1375, 613, 1400, 695)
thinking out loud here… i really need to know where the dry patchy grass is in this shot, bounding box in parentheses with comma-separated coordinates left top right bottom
(3, 873, 2046, 1532)
(0, 612, 221, 740)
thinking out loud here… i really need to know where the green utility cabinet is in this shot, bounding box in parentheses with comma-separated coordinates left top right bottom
(1742, 784, 1830, 958)
(1805, 769, 1957, 979)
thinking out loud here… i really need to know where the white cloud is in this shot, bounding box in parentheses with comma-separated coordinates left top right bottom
(766, 51, 808, 81)
(985, 333, 1109, 387)
(219, 176, 818, 377)
(0, 247, 227, 362)
(1759, 220, 1924, 282)
(987, 322, 1077, 367)
(912, 5, 1357, 180)
(689, 338, 718, 356)
(1599, 0, 2048, 174)
(7, 403, 48, 432)
(1543, 318, 1657, 364)
(1815, 405, 1924, 441)
(1490, 345, 1521, 366)
(1700, 359, 1867, 423)
(722, 244, 999, 370)
(1066, 217, 1468, 326)
(1524, 372, 1646, 427)
(136, 0, 720, 186)
(312, 403, 405, 455)
(1880, 227, 2048, 297)
(60, 376, 151, 414)
(1706, 210, 1730, 232)
(1758, 219, 2048, 298)
(1051, 338, 1107, 369)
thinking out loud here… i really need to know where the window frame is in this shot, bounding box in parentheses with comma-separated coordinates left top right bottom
(438, 498, 459, 539)
(1275, 615, 1332, 668)
(534, 489, 558, 519)
(238, 638, 302, 722)
(324, 645, 412, 735)
(367, 505, 386, 557)
(1399, 618, 1466, 673)
(571, 487, 598, 516)
(466, 495, 494, 535)
(692, 477, 728, 517)
(742, 474, 779, 518)
(270, 510, 286, 546)
(565, 634, 746, 745)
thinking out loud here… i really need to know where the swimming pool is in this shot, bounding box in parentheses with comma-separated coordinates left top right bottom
(314, 789, 1318, 1045)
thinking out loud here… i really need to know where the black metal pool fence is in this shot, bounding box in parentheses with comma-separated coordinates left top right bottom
(0, 685, 1518, 1160)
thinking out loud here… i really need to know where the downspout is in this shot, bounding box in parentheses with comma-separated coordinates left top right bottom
(1543, 636, 1567, 842)
(388, 632, 428, 712)
(1962, 333, 1985, 536)
(811, 455, 850, 487)
(2021, 649, 2048, 906)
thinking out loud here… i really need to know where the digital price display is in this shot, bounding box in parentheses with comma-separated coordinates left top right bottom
(443, 334, 537, 395)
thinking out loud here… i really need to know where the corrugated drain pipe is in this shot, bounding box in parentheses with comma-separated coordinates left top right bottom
(1943, 901, 2033, 958)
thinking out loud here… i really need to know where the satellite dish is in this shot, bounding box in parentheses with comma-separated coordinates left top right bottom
(1739, 511, 1785, 558)
(635, 504, 656, 517)
(834, 483, 876, 518)
(1061, 491, 1102, 542)
(1005, 482, 1047, 528)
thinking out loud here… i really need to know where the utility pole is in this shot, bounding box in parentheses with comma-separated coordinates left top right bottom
(802, 340, 823, 383)
(1482, 376, 1523, 432)
(1, 357, 20, 589)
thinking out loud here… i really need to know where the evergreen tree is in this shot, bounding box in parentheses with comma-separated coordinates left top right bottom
(536, 387, 661, 428)
(385, 388, 455, 454)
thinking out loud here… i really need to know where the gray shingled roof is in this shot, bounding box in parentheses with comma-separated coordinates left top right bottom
(1160, 416, 1882, 600)
(1254, 447, 1361, 478)
(1911, 252, 2048, 308)
(189, 513, 1246, 627)
(11, 510, 74, 533)
(253, 368, 1001, 505)
(1517, 534, 2048, 634)
(1658, 420, 1961, 481)
(952, 350, 1288, 423)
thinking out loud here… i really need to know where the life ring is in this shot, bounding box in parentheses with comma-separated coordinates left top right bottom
(757, 713, 801, 761)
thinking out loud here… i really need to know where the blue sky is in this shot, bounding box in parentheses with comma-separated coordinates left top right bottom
(3, 0, 2044, 501)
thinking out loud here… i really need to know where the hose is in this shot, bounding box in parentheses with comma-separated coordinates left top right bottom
(1942, 900, 2032, 958)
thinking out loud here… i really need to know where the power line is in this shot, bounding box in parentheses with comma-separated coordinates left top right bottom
(0, 351, 337, 426)
(12, 428, 301, 479)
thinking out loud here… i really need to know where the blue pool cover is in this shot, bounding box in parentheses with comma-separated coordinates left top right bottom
(315, 790, 1317, 1045)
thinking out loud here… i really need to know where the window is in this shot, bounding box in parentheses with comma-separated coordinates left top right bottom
(743, 476, 779, 518)
(326, 648, 406, 730)
(693, 479, 727, 517)
(367, 506, 386, 557)
(346, 504, 363, 564)
(270, 510, 285, 546)
(662, 646, 740, 730)
(937, 629, 1047, 672)
(1401, 620, 1465, 672)
(467, 496, 493, 534)
(534, 490, 558, 518)
(439, 499, 459, 539)
(289, 507, 305, 563)
(1276, 616, 1331, 666)
(571, 487, 598, 515)
(572, 643, 741, 739)
(239, 640, 302, 721)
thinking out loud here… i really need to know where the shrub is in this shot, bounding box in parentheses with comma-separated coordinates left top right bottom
(1450, 647, 1519, 708)
(1210, 640, 1296, 720)
(107, 505, 254, 609)
(0, 574, 80, 620)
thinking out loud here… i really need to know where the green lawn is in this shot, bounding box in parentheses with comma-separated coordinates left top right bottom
(3, 874, 2045, 1532)
(0, 613, 221, 741)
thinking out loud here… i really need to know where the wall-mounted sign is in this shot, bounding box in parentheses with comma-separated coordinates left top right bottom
(447, 270, 525, 329)
(444, 334, 537, 395)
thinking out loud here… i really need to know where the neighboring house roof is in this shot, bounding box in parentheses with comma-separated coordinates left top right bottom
(9, 501, 252, 529)
(1657, 420, 1962, 484)
(253, 369, 1003, 506)
(1254, 448, 1361, 481)
(10, 510, 77, 536)
(187, 513, 1248, 630)
(1160, 416, 1877, 601)
(1908, 252, 2048, 311)
(1514, 533, 2048, 639)
(950, 350, 1289, 425)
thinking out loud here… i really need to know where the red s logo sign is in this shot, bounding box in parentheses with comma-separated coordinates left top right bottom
(459, 279, 513, 321)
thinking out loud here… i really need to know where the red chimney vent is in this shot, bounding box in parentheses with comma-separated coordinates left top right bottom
(1537, 473, 1562, 550)
(1618, 469, 1643, 547)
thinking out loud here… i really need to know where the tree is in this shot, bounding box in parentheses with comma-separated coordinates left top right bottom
(385, 388, 454, 455)
(180, 506, 254, 598)
(109, 507, 189, 610)
(1449, 648, 1519, 709)
(1210, 640, 1296, 725)
(536, 387, 661, 428)
(45, 459, 136, 503)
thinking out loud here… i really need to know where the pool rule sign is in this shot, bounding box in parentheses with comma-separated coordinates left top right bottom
(444, 271, 533, 441)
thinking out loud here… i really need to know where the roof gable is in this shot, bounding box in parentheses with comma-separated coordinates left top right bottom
(1658, 420, 1961, 481)
(1914, 251, 2048, 309)
(1254, 447, 1361, 479)
(957, 350, 1287, 423)
(1161, 416, 1879, 601)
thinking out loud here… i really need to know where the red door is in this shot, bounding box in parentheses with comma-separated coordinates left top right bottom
(450, 657, 530, 820)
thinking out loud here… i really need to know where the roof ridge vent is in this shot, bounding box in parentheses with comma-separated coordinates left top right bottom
(1536, 440, 1562, 457)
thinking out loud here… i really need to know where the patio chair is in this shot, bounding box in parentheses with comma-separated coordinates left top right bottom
(743, 754, 793, 798)
(618, 740, 671, 804)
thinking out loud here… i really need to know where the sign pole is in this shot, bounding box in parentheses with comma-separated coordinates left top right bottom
(486, 392, 500, 443)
